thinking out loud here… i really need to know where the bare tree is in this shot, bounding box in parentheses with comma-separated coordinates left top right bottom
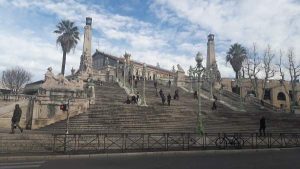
(261, 45, 276, 100)
(287, 48, 300, 111)
(277, 50, 289, 97)
(2, 66, 32, 94)
(244, 43, 261, 98)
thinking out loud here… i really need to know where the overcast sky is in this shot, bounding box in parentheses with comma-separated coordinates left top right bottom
(0, 0, 299, 81)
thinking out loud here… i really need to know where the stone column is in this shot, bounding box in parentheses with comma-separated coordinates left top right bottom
(207, 34, 216, 68)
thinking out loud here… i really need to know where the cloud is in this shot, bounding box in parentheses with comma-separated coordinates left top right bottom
(4, 0, 192, 77)
(1, 0, 299, 82)
(0, 29, 82, 81)
(152, 0, 300, 74)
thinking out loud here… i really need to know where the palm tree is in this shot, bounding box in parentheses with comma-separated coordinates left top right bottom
(226, 43, 247, 79)
(54, 20, 80, 75)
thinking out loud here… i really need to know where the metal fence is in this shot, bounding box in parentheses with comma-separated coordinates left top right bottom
(52, 133, 300, 153)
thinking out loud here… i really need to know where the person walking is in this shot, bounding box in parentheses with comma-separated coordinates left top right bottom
(134, 79, 138, 88)
(154, 81, 158, 96)
(11, 104, 23, 134)
(131, 95, 137, 104)
(159, 89, 163, 98)
(168, 80, 171, 88)
(136, 92, 140, 103)
(194, 91, 198, 99)
(211, 101, 217, 110)
(124, 96, 131, 104)
(173, 89, 179, 100)
(259, 116, 266, 136)
(161, 93, 166, 105)
(167, 94, 171, 106)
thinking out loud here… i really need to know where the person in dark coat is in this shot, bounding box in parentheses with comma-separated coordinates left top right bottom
(167, 94, 171, 106)
(131, 95, 137, 104)
(194, 91, 198, 99)
(124, 96, 131, 104)
(212, 101, 217, 110)
(259, 116, 266, 136)
(161, 94, 166, 105)
(168, 80, 171, 88)
(136, 92, 140, 103)
(159, 89, 163, 98)
(134, 79, 138, 88)
(213, 95, 218, 101)
(11, 104, 23, 134)
(173, 89, 179, 100)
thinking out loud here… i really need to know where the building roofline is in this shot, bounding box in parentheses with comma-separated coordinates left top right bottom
(93, 50, 175, 74)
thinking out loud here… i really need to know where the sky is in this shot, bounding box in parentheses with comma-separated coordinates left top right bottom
(0, 0, 299, 81)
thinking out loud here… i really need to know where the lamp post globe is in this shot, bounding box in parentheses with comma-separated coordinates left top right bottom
(195, 52, 203, 65)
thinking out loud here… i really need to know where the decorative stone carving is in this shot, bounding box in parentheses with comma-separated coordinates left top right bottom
(41, 67, 84, 91)
(177, 64, 185, 72)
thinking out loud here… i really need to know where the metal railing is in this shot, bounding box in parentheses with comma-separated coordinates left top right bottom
(1, 132, 299, 154)
(52, 132, 300, 153)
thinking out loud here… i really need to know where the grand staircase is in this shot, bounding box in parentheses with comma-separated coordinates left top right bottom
(39, 82, 197, 133)
(37, 80, 300, 134)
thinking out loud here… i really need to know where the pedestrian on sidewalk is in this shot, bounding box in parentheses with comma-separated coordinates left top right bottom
(259, 116, 266, 136)
(10, 104, 23, 134)
(167, 93, 171, 106)
(168, 80, 171, 88)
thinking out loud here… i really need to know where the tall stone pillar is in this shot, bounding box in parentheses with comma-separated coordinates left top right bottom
(206, 34, 216, 68)
(78, 17, 93, 79)
(83, 17, 92, 64)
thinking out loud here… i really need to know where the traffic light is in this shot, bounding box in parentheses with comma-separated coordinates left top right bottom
(60, 104, 68, 111)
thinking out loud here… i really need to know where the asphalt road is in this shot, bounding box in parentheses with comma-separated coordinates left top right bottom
(2, 149, 300, 169)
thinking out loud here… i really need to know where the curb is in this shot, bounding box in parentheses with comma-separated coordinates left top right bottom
(1, 147, 299, 162)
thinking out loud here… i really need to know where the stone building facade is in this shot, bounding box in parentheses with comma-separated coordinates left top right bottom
(221, 78, 300, 111)
(92, 51, 177, 83)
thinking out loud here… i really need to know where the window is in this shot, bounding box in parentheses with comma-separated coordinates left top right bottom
(277, 92, 286, 101)
(264, 89, 271, 100)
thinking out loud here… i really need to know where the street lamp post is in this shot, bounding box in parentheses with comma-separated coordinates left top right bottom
(188, 66, 194, 93)
(123, 62, 127, 87)
(116, 60, 119, 82)
(194, 52, 206, 135)
(141, 63, 147, 106)
(130, 63, 134, 94)
(238, 72, 244, 110)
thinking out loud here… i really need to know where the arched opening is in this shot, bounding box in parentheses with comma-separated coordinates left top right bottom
(232, 86, 240, 95)
(277, 92, 286, 101)
(247, 90, 256, 97)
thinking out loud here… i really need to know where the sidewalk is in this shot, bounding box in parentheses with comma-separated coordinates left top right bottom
(1, 147, 298, 162)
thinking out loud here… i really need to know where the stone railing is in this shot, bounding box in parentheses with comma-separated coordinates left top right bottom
(0, 94, 33, 101)
(26, 87, 90, 129)
(247, 96, 285, 113)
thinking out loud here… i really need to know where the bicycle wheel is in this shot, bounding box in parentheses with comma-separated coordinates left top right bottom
(233, 137, 244, 149)
(215, 138, 226, 149)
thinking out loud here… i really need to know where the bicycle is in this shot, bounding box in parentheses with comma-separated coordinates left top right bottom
(215, 134, 245, 149)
